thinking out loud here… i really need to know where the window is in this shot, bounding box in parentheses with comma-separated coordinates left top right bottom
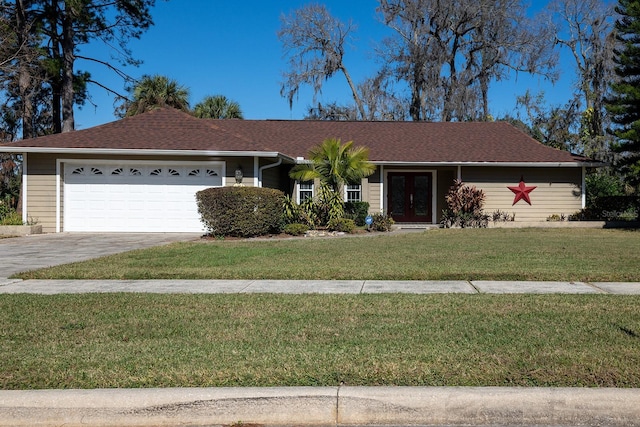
(150, 168, 162, 176)
(345, 184, 362, 202)
(111, 168, 124, 175)
(298, 181, 314, 203)
(168, 168, 180, 176)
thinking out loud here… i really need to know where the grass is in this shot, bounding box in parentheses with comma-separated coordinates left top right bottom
(1, 293, 639, 389)
(16, 228, 640, 281)
(5, 228, 640, 390)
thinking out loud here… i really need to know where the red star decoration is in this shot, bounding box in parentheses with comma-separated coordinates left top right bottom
(508, 180, 537, 205)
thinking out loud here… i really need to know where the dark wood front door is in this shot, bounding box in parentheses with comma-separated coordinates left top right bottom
(388, 172, 432, 223)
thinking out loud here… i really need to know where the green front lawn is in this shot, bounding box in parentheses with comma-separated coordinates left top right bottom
(5, 228, 640, 390)
(16, 228, 640, 281)
(1, 293, 639, 389)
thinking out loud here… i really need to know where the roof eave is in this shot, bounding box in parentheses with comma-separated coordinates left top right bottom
(372, 161, 605, 167)
(0, 146, 295, 162)
(0, 147, 605, 168)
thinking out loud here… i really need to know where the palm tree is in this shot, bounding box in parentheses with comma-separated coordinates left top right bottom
(123, 74, 190, 117)
(193, 95, 243, 119)
(289, 138, 376, 193)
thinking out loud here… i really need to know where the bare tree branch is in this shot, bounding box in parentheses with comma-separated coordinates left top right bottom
(278, 4, 366, 120)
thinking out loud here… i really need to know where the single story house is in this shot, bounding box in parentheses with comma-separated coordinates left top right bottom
(0, 107, 601, 233)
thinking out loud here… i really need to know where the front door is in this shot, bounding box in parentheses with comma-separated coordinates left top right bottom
(388, 172, 432, 223)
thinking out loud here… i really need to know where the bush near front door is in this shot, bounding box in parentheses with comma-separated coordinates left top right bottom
(196, 187, 285, 237)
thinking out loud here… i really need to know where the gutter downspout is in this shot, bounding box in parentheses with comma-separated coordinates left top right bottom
(21, 153, 27, 224)
(379, 165, 384, 213)
(582, 166, 586, 209)
(56, 159, 61, 232)
(258, 157, 282, 188)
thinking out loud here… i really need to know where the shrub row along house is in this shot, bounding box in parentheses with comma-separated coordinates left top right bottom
(0, 107, 601, 233)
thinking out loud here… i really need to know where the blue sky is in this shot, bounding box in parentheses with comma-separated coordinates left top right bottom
(74, 0, 577, 129)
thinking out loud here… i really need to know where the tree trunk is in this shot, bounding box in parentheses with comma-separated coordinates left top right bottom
(15, 0, 34, 139)
(61, 4, 74, 132)
(45, 0, 62, 134)
(340, 65, 366, 121)
(410, 63, 423, 121)
(480, 72, 490, 121)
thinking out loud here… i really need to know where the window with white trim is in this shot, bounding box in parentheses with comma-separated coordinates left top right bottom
(297, 181, 314, 203)
(345, 184, 362, 202)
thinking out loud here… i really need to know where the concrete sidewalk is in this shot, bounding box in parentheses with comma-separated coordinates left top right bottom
(1, 278, 640, 294)
(1, 386, 639, 426)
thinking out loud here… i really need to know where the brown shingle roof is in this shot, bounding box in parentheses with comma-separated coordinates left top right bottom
(2, 108, 260, 152)
(2, 107, 590, 164)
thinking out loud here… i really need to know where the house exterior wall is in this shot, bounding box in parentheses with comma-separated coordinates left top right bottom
(367, 167, 383, 213)
(259, 158, 290, 192)
(225, 157, 255, 187)
(24, 152, 585, 233)
(462, 166, 583, 222)
(361, 166, 582, 224)
(24, 153, 57, 233)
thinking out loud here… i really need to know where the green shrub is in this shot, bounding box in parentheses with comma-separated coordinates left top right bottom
(196, 186, 285, 237)
(284, 186, 349, 229)
(0, 197, 22, 225)
(0, 198, 12, 221)
(441, 210, 489, 228)
(370, 213, 395, 232)
(570, 196, 639, 221)
(586, 172, 625, 205)
(345, 201, 370, 226)
(0, 210, 23, 225)
(298, 198, 319, 228)
(579, 172, 639, 220)
(490, 210, 515, 222)
(284, 223, 309, 236)
(282, 195, 301, 225)
(327, 217, 356, 233)
(316, 184, 345, 226)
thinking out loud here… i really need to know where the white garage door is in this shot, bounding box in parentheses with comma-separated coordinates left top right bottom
(64, 162, 224, 232)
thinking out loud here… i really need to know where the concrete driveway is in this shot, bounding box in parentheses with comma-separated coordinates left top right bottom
(0, 233, 201, 278)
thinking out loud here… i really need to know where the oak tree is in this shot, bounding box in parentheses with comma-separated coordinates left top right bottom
(378, 0, 557, 121)
(278, 4, 366, 120)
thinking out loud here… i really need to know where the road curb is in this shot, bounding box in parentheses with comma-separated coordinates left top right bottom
(1, 386, 639, 426)
(339, 387, 640, 426)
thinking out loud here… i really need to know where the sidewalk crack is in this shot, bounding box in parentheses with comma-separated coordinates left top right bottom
(239, 280, 255, 293)
(468, 280, 480, 293)
(585, 281, 608, 294)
